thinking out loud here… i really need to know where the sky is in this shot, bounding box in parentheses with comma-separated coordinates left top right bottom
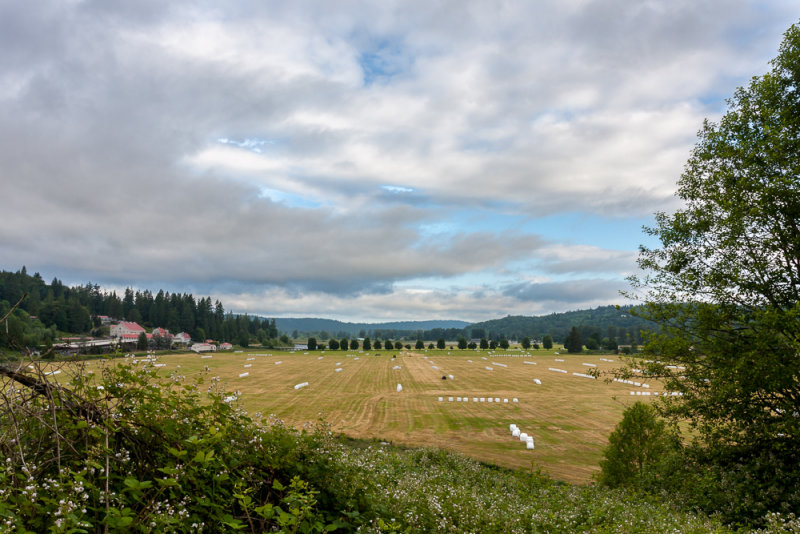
(1, 1, 797, 323)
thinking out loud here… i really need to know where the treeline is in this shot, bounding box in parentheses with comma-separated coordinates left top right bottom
(292, 306, 649, 346)
(0, 267, 279, 349)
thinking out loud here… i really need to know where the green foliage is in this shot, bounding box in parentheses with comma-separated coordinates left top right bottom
(542, 334, 553, 350)
(498, 338, 509, 350)
(361, 337, 371, 351)
(308, 337, 317, 351)
(598, 402, 681, 488)
(520, 337, 531, 350)
(629, 21, 800, 525)
(0, 360, 351, 532)
(564, 326, 582, 353)
(414, 339, 423, 350)
(436, 338, 445, 350)
(456, 337, 467, 349)
(136, 331, 148, 351)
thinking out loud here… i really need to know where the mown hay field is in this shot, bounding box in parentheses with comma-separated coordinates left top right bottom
(77, 348, 658, 484)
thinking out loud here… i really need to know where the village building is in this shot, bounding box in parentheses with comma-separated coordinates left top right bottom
(110, 321, 146, 340)
(172, 332, 192, 346)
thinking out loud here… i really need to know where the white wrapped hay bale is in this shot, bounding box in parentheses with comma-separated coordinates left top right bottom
(335, 368, 343, 372)
(503, 398, 508, 403)
(438, 396, 443, 402)
(396, 383, 403, 392)
(509, 423, 517, 431)
(239, 372, 249, 378)
(533, 378, 542, 385)
(512, 428, 520, 437)
(519, 433, 528, 441)
(526, 439, 535, 450)
(294, 382, 309, 390)
(523, 361, 536, 365)
(513, 398, 519, 403)
(448, 374, 454, 379)
(488, 397, 493, 402)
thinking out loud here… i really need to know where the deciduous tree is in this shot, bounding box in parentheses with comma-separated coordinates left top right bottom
(629, 21, 800, 524)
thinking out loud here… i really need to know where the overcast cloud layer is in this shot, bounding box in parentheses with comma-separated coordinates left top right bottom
(1, 1, 796, 322)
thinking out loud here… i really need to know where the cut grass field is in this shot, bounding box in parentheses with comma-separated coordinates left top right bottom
(74, 348, 655, 484)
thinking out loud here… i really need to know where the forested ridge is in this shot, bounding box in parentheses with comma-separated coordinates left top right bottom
(0, 267, 278, 349)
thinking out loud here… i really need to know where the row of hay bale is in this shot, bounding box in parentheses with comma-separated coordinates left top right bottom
(613, 378, 650, 388)
(438, 396, 519, 403)
(572, 372, 595, 379)
(631, 391, 683, 396)
(509, 424, 534, 449)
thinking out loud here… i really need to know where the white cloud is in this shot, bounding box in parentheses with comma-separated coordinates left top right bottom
(0, 1, 796, 321)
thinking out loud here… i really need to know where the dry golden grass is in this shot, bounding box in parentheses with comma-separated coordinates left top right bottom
(73, 348, 658, 484)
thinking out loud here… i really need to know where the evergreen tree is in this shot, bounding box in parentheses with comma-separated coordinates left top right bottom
(564, 327, 582, 353)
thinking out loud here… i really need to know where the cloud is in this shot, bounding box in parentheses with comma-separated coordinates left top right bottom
(0, 1, 796, 321)
(502, 279, 626, 305)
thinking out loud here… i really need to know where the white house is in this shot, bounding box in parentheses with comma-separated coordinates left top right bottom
(191, 343, 216, 353)
(172, 332, 192, 346)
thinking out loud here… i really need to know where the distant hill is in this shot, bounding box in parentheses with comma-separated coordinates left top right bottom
(272, 306, 652, 344)
(273, 318, 470, 337)
(466, 305, 652, 343)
